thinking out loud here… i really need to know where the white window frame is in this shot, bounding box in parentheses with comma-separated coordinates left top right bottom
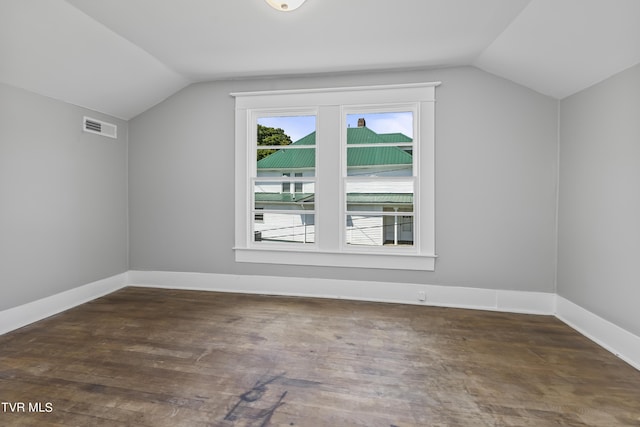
(232, 82, 439, 271)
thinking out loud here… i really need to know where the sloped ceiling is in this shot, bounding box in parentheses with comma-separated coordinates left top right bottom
(1, 0, 638, 120)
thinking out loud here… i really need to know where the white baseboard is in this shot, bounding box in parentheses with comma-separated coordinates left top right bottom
(555, 296, 640, 371)
(0, 273, 127, 335)
(3, 270, 638, 373)
(127, 270, 555, 315)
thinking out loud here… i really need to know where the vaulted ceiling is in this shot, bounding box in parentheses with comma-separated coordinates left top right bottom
(1, 0, 639, 120)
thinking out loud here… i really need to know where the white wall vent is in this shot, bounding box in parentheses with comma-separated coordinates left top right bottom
(83, 116, 117, 139)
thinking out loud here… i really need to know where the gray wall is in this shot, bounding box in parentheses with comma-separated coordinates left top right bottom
(129, 66, 559, 293)
(558, 63, 640, 336)
(0, 82, 128, 311)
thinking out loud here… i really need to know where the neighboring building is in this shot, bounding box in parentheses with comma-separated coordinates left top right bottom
(255, 120, 414, 246)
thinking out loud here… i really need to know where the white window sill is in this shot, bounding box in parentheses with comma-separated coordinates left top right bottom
(234, 247, 436, 271)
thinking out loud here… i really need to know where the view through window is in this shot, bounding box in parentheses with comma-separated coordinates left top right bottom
(254, 115, 316, 244)
(344, 111, 415, 247)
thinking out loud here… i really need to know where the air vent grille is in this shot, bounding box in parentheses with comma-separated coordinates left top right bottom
(83, 116, 117, 139)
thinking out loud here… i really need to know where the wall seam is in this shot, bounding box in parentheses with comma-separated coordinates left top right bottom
(125, 121, 130, 271)
(553, 98, 561, 296)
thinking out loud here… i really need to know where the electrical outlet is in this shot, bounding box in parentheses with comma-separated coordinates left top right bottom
(417, 291, 426, 302)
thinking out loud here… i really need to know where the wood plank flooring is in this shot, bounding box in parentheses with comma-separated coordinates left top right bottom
(1, 287, 639, 426)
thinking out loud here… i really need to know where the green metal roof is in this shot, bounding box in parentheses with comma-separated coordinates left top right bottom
(257, 127, 412, 170)
(347, 146, 412, 167)
(256, 147, 316, 169)
(346, 193, 413, 204)
(345, 126, 386, 144)
(345, 127, 413, 144)
(378, 132, 413, 143)
(291, 132, 315, 145)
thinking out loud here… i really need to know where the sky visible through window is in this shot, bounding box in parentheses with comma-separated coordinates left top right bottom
(258, 111, 412, 143)
(346, 112, 413, 139)
(257, 116, 315, 142)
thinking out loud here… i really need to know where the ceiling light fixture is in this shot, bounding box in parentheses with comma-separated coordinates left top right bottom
(265, 0, 307, 12)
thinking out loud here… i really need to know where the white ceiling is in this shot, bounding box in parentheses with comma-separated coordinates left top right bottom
(1, 0, 638, 120)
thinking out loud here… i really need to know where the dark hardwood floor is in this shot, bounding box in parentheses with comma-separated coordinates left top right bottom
(1, 287, 639, 426)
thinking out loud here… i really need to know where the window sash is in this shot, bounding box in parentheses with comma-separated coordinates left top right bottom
(341, 104, 419, 252)
(251, 109, 317, 248)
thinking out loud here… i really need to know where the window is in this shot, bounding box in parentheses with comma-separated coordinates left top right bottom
(233, 83, 438, 270)
(254, 114, 316, 245)
(344, 109, 416, 249)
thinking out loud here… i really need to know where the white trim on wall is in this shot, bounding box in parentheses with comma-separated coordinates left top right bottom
(556, 296, 640, 371)
(0, 273, 127, 335)
(127, 270, 554, 315)
(1, 270, 638, 372)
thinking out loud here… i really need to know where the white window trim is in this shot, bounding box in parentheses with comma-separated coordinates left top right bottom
(232, 82, 439, 271)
